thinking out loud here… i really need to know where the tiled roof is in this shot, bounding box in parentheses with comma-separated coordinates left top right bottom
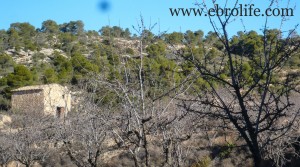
(11, 84, 63, 92)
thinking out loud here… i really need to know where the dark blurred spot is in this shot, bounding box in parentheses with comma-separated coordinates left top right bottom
(98, 0, 111, 13)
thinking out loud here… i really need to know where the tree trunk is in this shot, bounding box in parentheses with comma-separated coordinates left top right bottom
(253, 154, 262, 167)
(249, 144, 262, 167)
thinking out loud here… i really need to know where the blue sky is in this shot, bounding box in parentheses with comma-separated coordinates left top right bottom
(0, 0, 299, 36)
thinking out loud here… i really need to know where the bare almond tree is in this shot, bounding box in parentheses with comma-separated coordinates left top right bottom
(0, 135, 11, 167)
(8, 111, 53, 167)
(78, 16, 197, 167)
(177, 0, 300, 166)
(55, 100, 108, 167)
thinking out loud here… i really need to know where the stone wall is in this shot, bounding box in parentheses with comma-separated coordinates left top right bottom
(11, 84, 71, 116)
(11, 89, 44, 113)
(43, 84, 71, 115)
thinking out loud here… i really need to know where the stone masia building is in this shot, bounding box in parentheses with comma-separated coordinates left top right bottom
(11, 84, 71, 118)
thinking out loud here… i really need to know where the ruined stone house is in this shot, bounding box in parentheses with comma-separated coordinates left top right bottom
(11, 84, 71, 118)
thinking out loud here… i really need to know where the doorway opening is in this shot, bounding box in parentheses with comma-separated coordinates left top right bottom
(56, 107, 65, 119)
